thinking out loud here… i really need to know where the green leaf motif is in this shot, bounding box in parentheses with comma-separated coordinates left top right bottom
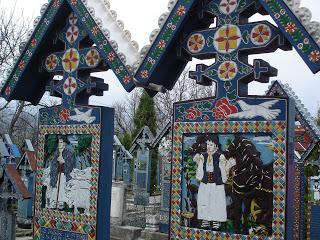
(231, 16, 239, 24)
(236, 0, 247, 12)
(224, 81, 232, 91)
(218, 55, 226, 62)
(227, 90, 237, 100)
(206, 36, 215, 47)
(207, 2, 220, 15)
(242, 30, 249, 44)
(197, 101, 213, 111)
(230, 52, 238, 61)
(207, 69, 217, 78)
(238, 65, 252, 75)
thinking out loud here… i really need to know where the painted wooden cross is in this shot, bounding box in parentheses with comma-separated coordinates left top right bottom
(137, 130, 153, 152)
(185, 0, 290, 100)
(44, 12, 108, 107)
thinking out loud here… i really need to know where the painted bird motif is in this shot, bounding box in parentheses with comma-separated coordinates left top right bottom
(228, 100, 281, 120)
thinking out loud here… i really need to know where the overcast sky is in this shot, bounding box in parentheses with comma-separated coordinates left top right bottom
(1, 0, 319, 115)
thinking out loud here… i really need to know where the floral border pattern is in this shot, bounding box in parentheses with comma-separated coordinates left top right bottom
(170, 120, 288, 240)
(135, 0, 195, 83)
(260, 0, 320, 72)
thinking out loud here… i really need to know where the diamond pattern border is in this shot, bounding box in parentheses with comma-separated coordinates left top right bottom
(33, 124, 101, 240)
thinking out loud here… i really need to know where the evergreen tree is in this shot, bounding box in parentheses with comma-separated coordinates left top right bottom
(317, 107, 320, 126)
(120, 132, 132, 150)
(132, 90, 157, 137)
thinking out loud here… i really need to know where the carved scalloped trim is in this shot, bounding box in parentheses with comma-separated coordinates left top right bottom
(266, 80, 320, 140)
(283, 0, 320, 47)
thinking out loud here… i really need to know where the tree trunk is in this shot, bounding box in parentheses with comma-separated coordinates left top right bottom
(9, 101, 25, 136)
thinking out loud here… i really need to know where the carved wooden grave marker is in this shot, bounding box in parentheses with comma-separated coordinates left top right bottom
(266, 80, 320, 239)
(164, 1, 297, 238)
(0, 0, 140, 239)
(151, 122, 172, 234)
(130, 126, 155, 206)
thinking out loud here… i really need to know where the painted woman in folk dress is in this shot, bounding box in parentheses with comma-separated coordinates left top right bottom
(193, 135, 233, 230)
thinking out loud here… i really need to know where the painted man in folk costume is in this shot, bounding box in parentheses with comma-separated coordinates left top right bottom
(194, 135, 234, 230)
(313, 180, 320, 201)
(49, 135, 75, 209)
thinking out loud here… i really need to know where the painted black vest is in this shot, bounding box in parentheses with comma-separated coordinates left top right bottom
(202, 151, 223, 185)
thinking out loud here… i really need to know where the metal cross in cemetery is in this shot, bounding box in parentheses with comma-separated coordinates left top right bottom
(44, 12, 108, 107)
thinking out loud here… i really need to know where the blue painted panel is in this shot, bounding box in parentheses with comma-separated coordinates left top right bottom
(123, 161, 131, 184)
(115, 156, 123, 180)
(39, 105, 101, 126)
(10, 144, 21, 158)
(0, 140, 9, 157)
(174, 97, 288, 122)
(135, 149, 151, 192)
(161, 182, 171, 211)
(310, 205, 320, 239)
(97, 107, 114, 240)
(136, 172, 147, 189)
(40, 227, 87, 240)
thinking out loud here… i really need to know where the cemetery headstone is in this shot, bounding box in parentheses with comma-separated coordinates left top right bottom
(31, 8, 115, 238)
(266, 80, 320, 239)
(0, 200, 16, 240)
(110, 181, 126, 226)
(151, 122, 172, 234)
(159, 0, 297, 237)
(130, 0, 320, 238)
(113, 135, 133, 183)
(130, 126, 155, 206)
(0, 150, 31, 240)
(17, 140, 37, 220)
(0, 0, 141, 238)
(123, 160, 131, 185)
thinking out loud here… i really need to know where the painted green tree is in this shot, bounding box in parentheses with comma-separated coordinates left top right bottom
(132, 90, 158, 194)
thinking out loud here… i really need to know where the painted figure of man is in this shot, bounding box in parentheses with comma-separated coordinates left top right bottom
(49, 135, 75, 209)
(194, 135, 229, 230)
(314, 180, 320, 201)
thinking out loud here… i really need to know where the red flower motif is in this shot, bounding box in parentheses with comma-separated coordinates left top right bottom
(5, 86, 11, 96)
(52, 0, 60, 8)
(185, 107, 202, 120)
(158, 40, 166, 49)
(141, 70, 149, 79)
(285, 22, 296, 33)
(203, 115, 209, 121)
(59, 108, 70, 122)
(309, 50, 320, 62)
(176, 6, 186, 16)
(123, 75, 131, 84)
(18, 60, 25, 70)
(91, 26, 99, 36)
(212, 98, 238, 120)
(219, 0, 237, 14)
(108, 52, 115, 61)
(31, 39, 37, 47)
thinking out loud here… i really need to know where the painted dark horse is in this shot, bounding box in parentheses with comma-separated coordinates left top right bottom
(224, 136, 273, 235)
